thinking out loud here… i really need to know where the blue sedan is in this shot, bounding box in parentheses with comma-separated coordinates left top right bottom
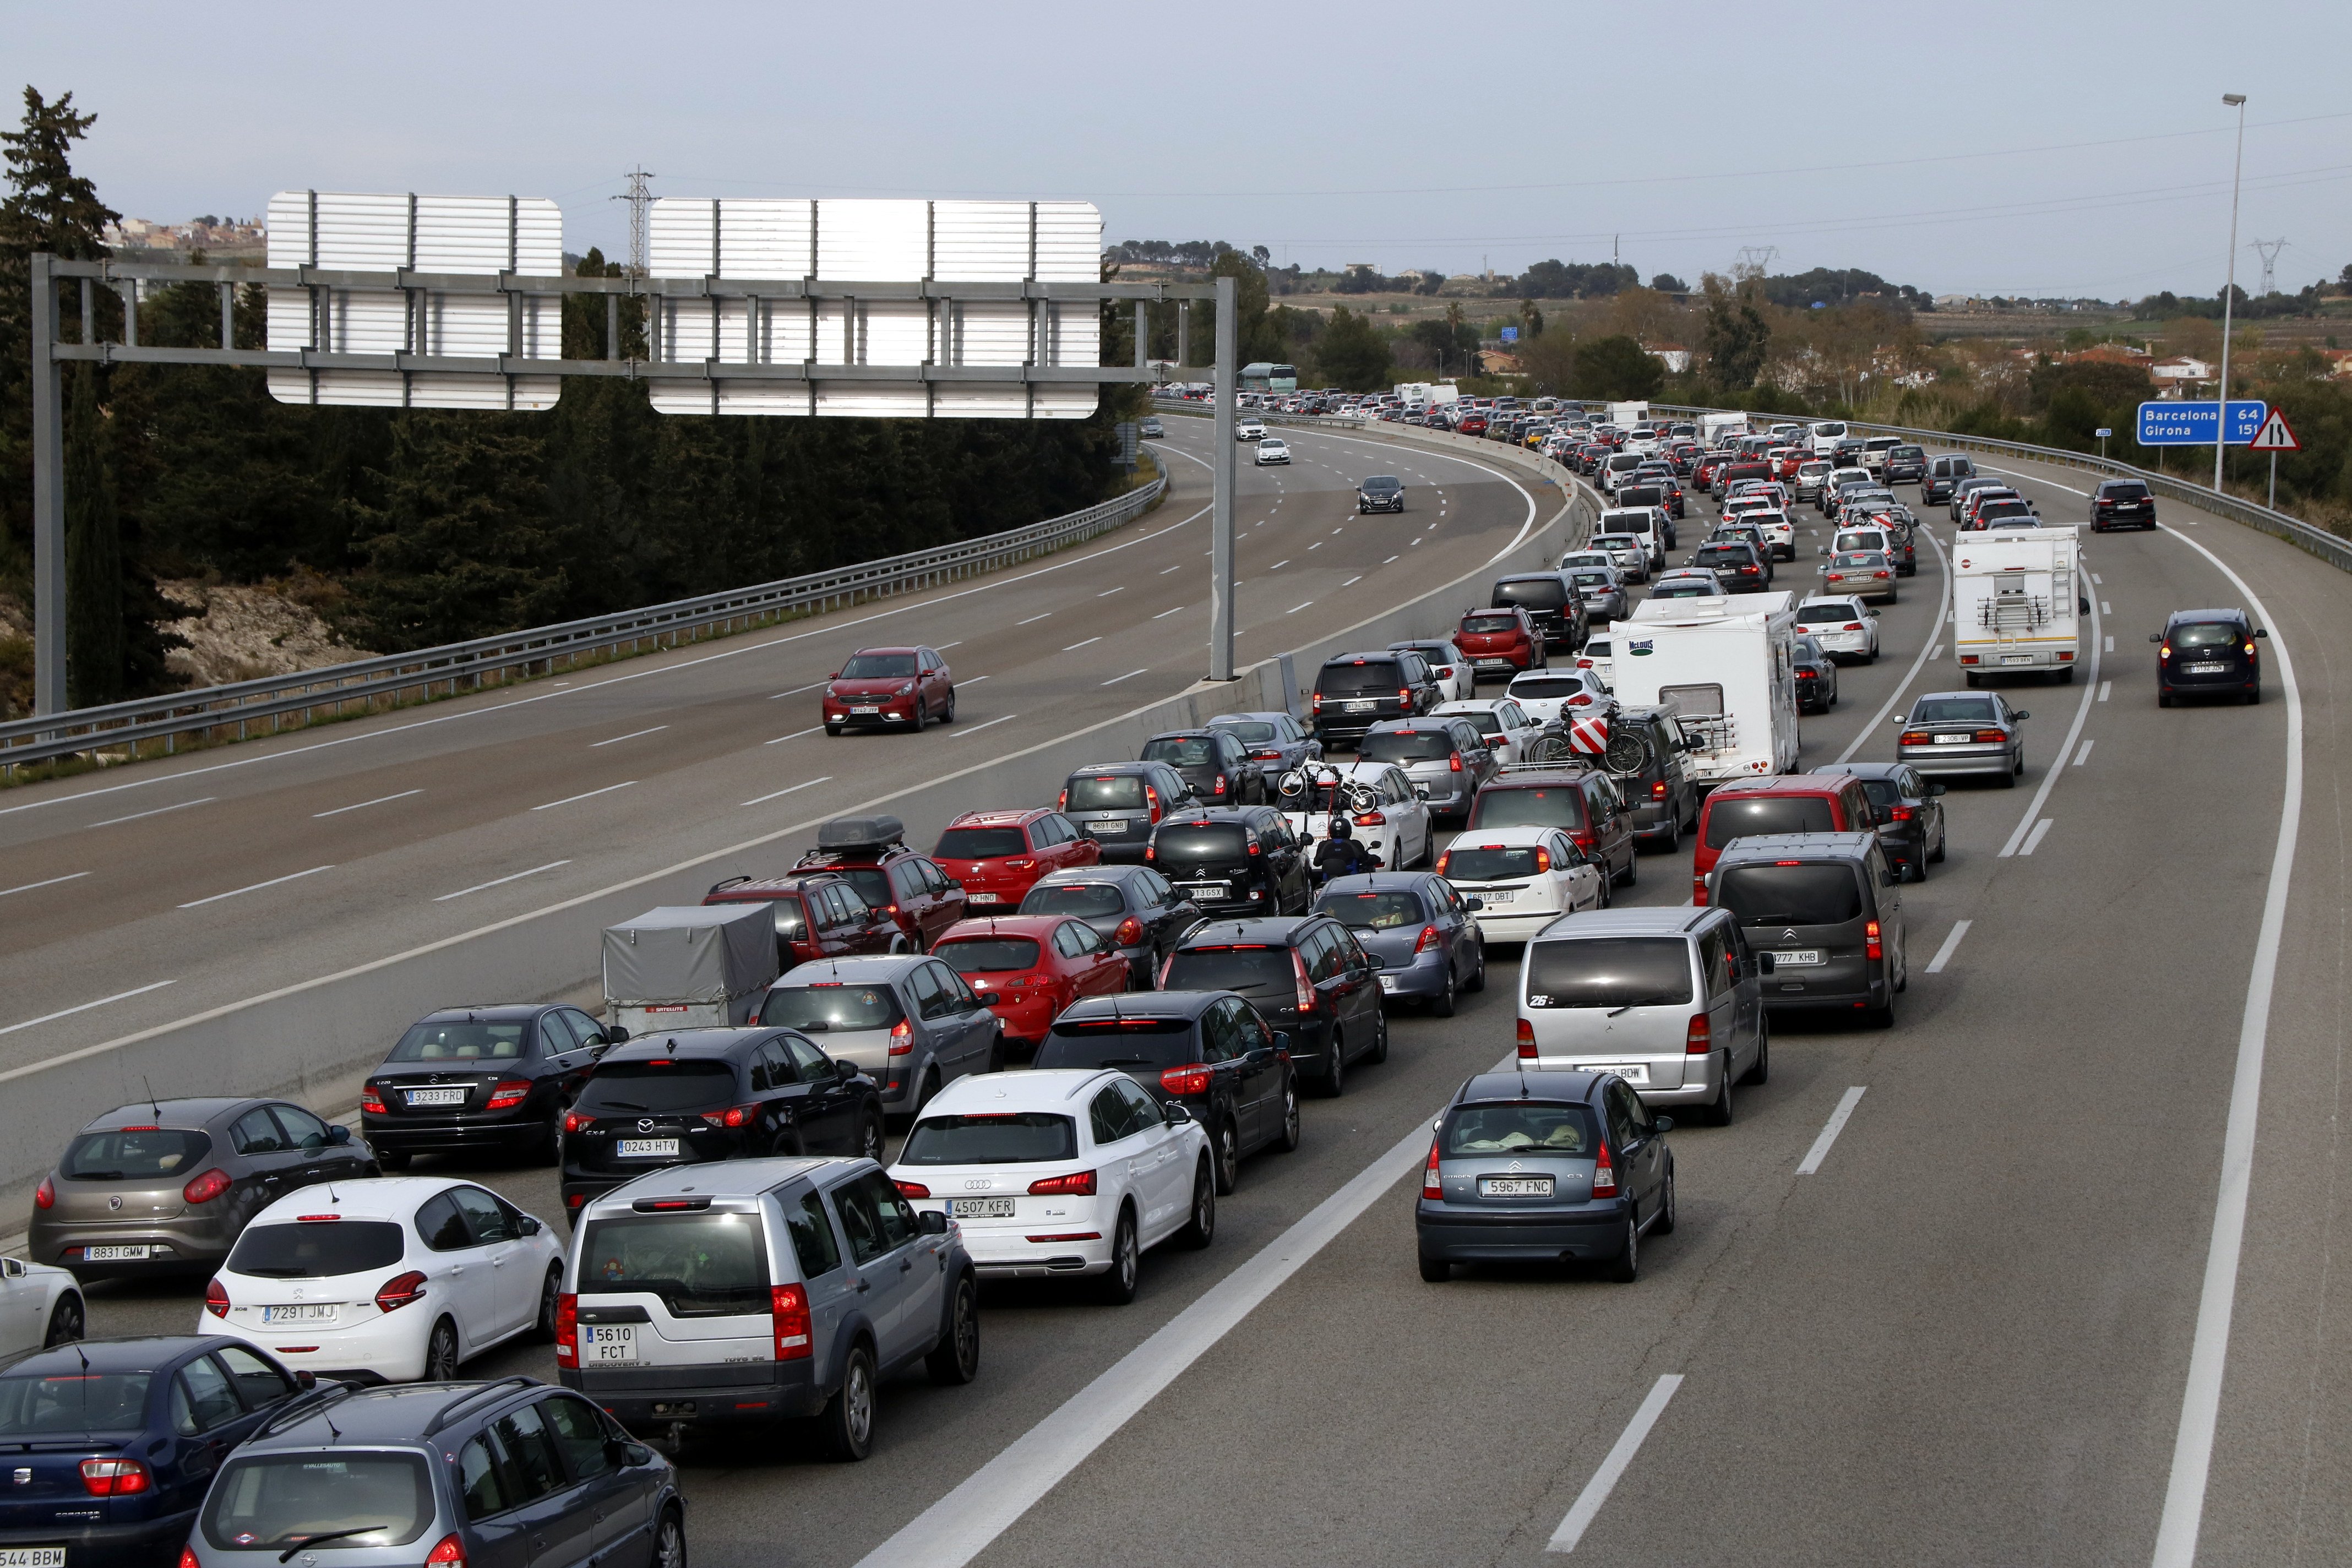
(1311, 871, 1486, 1016)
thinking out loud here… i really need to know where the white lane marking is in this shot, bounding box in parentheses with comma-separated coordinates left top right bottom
(591, 725, 668, 748)
(1097, 587, 1124, 597)
(0, 871, 90, 899)
(1063, 637, 1101, 652)
(1929, 644, 1942, 660)
(1795, 1087, 1869, 1177)
(1287, 601, 1314, 614)
(1101, 669, 1149, 686)
(86, 797, 214, 829)
(2152, 521, 2304, 1567)
(2105, 635, 2115, 653)
(1546, 1375, 1686, 1553)
(765, 727, 821, 745)
(0, 980, 177, 1039)
(2018, 818, 2055, 856)
(769, 680, 826, 700)
(950, 714, 1019, 738)
(935, 641, 961, 651)
(2092, 573, 2103, 585)
(1996, 589, 2103, 857)
(854, 1109, 1447, 1568)
(2099, 681, 2113, 703)
(312, 789, 423, 819)
(1272, 559, 1291, 569)
(178, 864, 335, 909)
(1153, 606, 1186, 620)
(1412, 537, 1423, 546)
(531, 781, 636, 812)
(1385, 554, 1400, 563)
(1924, 919, 1972, 974)
(1832, 530, 1953, 766)
(1308, 542, 1323, 551)
(1017, 612, 1053, 626)
(2076, 738, 2095, 766)
(743, 777, 832, 807)
(1342, 576, 1363, 587)
(433, 861, 571, 902)
(960, 676, 990, 684)
(2101, 601, 2113, 616)
(1159, 564, 1182, 575)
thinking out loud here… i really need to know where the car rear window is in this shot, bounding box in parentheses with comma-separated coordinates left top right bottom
(1162, 946, 1294, 995)
(1616, 486, 1664, 507)
(1705, 795, 1837, 847)
(1909, 697, 2000, 725)
(1570, 571, 1614, 590)
(1020, 883, 1128, 918)
(934, 938, 1042, 974)
(1695, 545, 1750, 564)
(1036, 1020, 1200, 1072)
(1068, 775, 1147, 811)
(1358, 729, 1453, 763)
(899, 1112, 1079, 1165)
(62, 1128, 211, 1181)
(575, 1212, 770, 1316)
(2103, 482, 2150, 500)
(573, 1059, 740, 1113)
(1509, 676, 1582, 698)
(760, 984, 902, 1033)
(1155, 825, 1249, 863)
(1525, 937, 1695, 1009)
(1315, 890, 1428, 929)
(0, 1372, 152, 1436)
(385, 1021, 526, 1062)
(1444, 845, 1547, 881)
(2171, 621, 2241, 648)
(226, 1221, 407, 1281)
(1795, 606, 1862, 628)
(1715, 863, 1865, 925)
(1317, 660, 1404, 696)
(937, 826, 1030, 859)
(1142, 737, 1218, 768)
(1460, 613, 1521, 635)
(1444, 1103, 1594, 1157)
(1470, 785, 1587, 831)
(1212, 721, 1277, 743)
(203, 1452, 434, 1553)
(1493, 579, 1569, 611)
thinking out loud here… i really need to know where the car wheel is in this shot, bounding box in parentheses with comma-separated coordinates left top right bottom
(986, 1036, 1004, 1075)
(825, 723, 843, 737)
(1429, 967, 1457, 1019)
(1869, 999, 1897, 1030)
(1273, 1080, 1303, 1152)
(2158, 688, 2174, 707)
(911, 701, 928, 734)
(1743, 1018, 1770, 1085)
(1097, 1208, 1141, 1304)
(1212, 1118, 1240, 1196)
(1419, 1255, 1452, 1283)
(1912, 844, 1929, 883)
(925, 1272, 982, 1385)
(941, 689, 956, 724)
(1655, 815, 1680, 855)
(1653, 1161, 1678, 1235)
(1705, 1059, 1735, 1126)
(886, 934, 912, 955)
(1615, 848, 1638, 888)
(1966, 671, 1982, 688)
(914, 1066, 940, 1115)
(42, 1294, 83, 1348)
(1605, 1212, 1641, 1283)
(653, 1509, 687, 1568)
(1320, 1032, 1347, 1098)
(424, 1317, 462, 1381)
(1368, 1010, 1390, 1064)
(1466, 939, 1487, 993)
(2247, 685, 2262, 705)
(820, 1342, 878, 1460)
(376, 1150, 413, 1173)
(1177, 1157, 1217, 1249)
(530, 1265, 562, 1342)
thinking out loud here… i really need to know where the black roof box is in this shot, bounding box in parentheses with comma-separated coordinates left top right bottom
(816, 815, 905, 851)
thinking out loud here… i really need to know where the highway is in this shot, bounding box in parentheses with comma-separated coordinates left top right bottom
(34, 424, 2352, 1564)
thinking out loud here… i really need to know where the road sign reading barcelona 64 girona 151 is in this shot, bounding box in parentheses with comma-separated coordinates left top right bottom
(2137, 400, 2267, 447)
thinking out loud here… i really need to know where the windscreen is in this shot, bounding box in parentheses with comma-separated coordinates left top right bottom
(1162, 947, 1293, 995)
(1716, 863, 1865, 925)
(1705, 795, 1837, 847)
(573, 1059, 739, 1112)
(2171, 621, 2241, 649)
(899, 1112, 1079, 1165)
(1142, 737, 1217, 768)
(934, 938, 1041, 974)
(0, 1372, 151, 1436)
(1444, 845, 1545, 881)
(1470, 786, 1586, 830)
(1155, 825, 1248, 863)
(62, 1128, 210, 1180)
(1460, 614, 1520, 635)
(1021, 883, 1127, 918)
(386, 1021, 526, 1062)
(1909, 697, 1999, 725)
(1444, 1103, 1595, 1157)
(1066, 775, 1146, 810)
(575, 1212, 769, 1317)
(1493, 579, 1569, 611)
(1317, 661, 1403, 696)
(203, 1453, 434, 1553)
(1362, 477, 1401, 493)
(936, 827, 1028, 859)
(840, 652, 917, 679)
(760, 985, 901, 1032)
(1035, 1021, 1199, 1072)
(1315, 890, 1428, 929)
(1526, 937, 1695, 1009)
(226, 1221, 406, 1280)
(1358, 730, 1453, 763)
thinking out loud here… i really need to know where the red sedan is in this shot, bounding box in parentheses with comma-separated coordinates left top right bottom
(933, 807, 1101, 909)
(932, 915, 1130, 1051)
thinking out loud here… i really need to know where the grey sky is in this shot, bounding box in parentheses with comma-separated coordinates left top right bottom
(16, 1, 2352, 301)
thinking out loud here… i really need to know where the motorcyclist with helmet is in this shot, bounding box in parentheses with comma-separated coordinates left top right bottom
(1311, 816, 1382, 884)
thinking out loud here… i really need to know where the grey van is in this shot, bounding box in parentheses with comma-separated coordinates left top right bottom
(1707, 831, 1908, 1028)
(1515, 907, 1768, 1126)
(562, 1157, 977, 1460)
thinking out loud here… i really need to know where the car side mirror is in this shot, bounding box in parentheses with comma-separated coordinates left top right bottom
(2256, 628, 2271, 639)
(517, 1215, 543, 1237)
(606, 1025, 630, 1043)
(1652, 1115, 1675, 1134)
(1272, 1031, 1293, 1055)
(918, 1208, 951, 1235)
(325, 1124, 352, 1146)
(1757, 952, 1776, 975)
(1928, 782, 1948, 796)
(1816, 545, 1829, 557)
(836, 1058, 859, 1080)
(1891, 715, 1905, 726)
(2148, 633, 2163, 643)
(2013, 711, 2030, 721)
(1463, 896, 1484, 911)
(296, 1371, 317, 1390)
(1161, 1099, 1195, 1126)
(1363, 953, 1386, 971)
(830, 671, 840, 680)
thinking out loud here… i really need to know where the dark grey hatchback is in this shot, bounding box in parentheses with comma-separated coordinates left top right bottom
(1417, 1070, 1673, 1283)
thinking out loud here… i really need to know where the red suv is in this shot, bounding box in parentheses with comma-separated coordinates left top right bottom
(1456, 413, 1489, 437)
(703, 872, 907, 967)
(1691, 773, 1876, 900)
(1453, 606, 1547, 679)
(822, 645, 956, 735)
(792, 814, 966, 950)
(933, 808, 1101, 908)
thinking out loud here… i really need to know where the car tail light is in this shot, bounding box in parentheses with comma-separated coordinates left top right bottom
(1533, 847, 1553, 872)
(2159, 644, 2171, 660)
(181, 1548, 200, 1568)
(1398, 688, 1412, 704)
(564, 1110, 593, 1134)
(1414, 924, 1441, 955)
(1888, 806, 1913, 821)
(1423, 1138, 1445, 1198)
(1005, 858, 1035, 872)
(703, 1103, 763, 1129)
(1449, 751, 1464, 773)
(79, 1458, 150, 1497)
(1057, 788, 1068, 810)
(204, 1279, 228, 1319)
(1161, 1064, 1214, 1096)
(553, 1292, 578, 1365)
(183, 1168, 232, 1206)
(1144, 783, 1162, 824)
(1311, 694, 1322, 712)
(1692, 872, 1708, 905)
(2246, 643, 2258, 657)
(1972, 729, 2007, 744)
(772, 1283, 813, 1361)
(1113, 916, 1144, 948)
(1027, 1169, 1097, 1196)
(1686, 1014, 1712, 1055)
(1866, 920, 1883, 961)
(1253, 750, 1282, 761)
(486, 1080, 531, 1111)
(1899, 731, 1931, 745)
(894, 1180, 932, 1200)
(1352, 810, 1387, 827)
(1214, 774, 1228, 797)
(889, 1018, 915, 1055)
(375, 1271, 428, 1314)
(33, 1177, 52, 1210)
(1591, 1141, 1619, 1199)
(361, 1085, 387, 1114)
(1516, 1019, 1537, 1059)
(426, 1533, 467, 1568)
(1844, 622, 1864, 631)
(1434, 850, 1451, 875)
(1292, 948, 1316, 1012)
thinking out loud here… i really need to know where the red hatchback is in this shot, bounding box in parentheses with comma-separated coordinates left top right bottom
(823, 645, 956, 735)
(931, 915, 1130, 1051)
(933, 808, 1100, 910)
(1454, 606, 1547, 679)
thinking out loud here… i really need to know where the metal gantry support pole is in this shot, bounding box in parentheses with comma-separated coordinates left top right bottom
(30, 253, 67, 718)
(1208, 274, 1238, 683)
(2214, 92, 2247, 496)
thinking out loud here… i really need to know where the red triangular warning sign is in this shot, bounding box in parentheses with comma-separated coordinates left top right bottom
(2248, 409, 2301, 452)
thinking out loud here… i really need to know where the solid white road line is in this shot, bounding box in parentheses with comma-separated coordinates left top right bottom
(1546, 1375, 1686, 1553)
(1997, 592, 2103, 857)
(178, 865, 334, 909)
(1832, 529, 1954, 766)
(950, 714, 1018, 738)
(2099, 681, 2113, 703)
(591, 725, 668, 748)
(1098, 586, 1124, 597)
(1017, 613, 1052, 626)
(1063, 637, 1101, 652)
(854, 1114, 1441, 1568)
(0, 980, 177, 1039)
(1924, 919, 1971, 974)
(434, 861, 571, 902)
(765, 727, 821, 745)
(2151, 522, 2304, 1568)
(2018, 818, 2054, 856)
(87, 797, 214, 829)
(1287, 602, 1314, 614)
(0, 871, 90, 899)
(531, 781, 636, 812)
(1101, 669, 1148, 686)
(312, 789, 423, 818)
(2076, 738, 2095, 766)
(1795, 1088, 1869, 1177)
(1153, 606, 1185, 619)
(742, 777, 832, 807)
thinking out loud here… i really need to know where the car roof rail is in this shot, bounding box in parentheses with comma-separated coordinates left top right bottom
(421, 1376, 541, 1438)
(256, 1379, 364, 1439)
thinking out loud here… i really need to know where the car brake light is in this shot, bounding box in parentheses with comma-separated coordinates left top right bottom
(1004, 858, 1035, 872)
(1516, 1019, 1537, 1059)
(1534, 847, 1553, 872)
(180, 1549, 200, 1568)
(564, 1110, 593, 1134)
(1434, 850, 1451, 875)
(1686, 1014, 1712, 1055)
(375, 1270, 428, 1314)
(1143, 783, 1163, 825)
(553, 1292, 578, 1364)
(1352, 810, 1387, 827)
(485, 1079, 531, 1111)
(183, 1168, 232, 1206)
(1113, 916, 1144, 947)
(773, 1282, 814, 1360)
(889, 1018, 915, 1055)
(1591, 1141, 1619, 1199)
(1844, 622, 1864, 631)
(361, 1085, 386, 1114)
(1899, 731, 1931, 745)
(1398, 688, 1412, 704)
(204, 1279, 228, 1319)
(1311, 693, 1322, 711)
(2246, 643, 2258, 657)
(1248, 841, 1262, 857)
(1972, 729, 2007, 744)
(1866, 920, 1883, 961)
(1414, 924, 1441, 955)
(1293, 948, 1316, 1012)
(1162, 1063, 1214, 1096)
(34, 1177, 52, 1210)
(894, 1180, 932, 1200)
(79, 1458, 149, 1497)
(703, 1102, 763, 1128)
(1214, 774, 1228, 797)
(1423, 1137, 1444, 1198)
(1888, 806, 1913, 821)
(426, 1533, 467, 1568)
(1027, 1169, 1097, 1196)
(1057, 789, 1068, 810)
(2159, 644, 2171, 660)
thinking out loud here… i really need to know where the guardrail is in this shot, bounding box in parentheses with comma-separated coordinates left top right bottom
(2, 473, 1168, 772)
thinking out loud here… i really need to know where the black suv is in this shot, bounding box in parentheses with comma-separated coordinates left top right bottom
(363, 1004, 615, 1169)
(1490, 573, 1591, 656)
(1057, 760, 1193, 861)
(1691, 539, 1771, 591)
(1603, 705, 1701, 853)
(1358, 475, 1406, 513)
(1140, 728, 1264, 806)
(1158, 916, 1388, 1096)
(2092, 478, 2157, 531)
(1147, 807, 1311, 917)
(2153, 608, 2268, 706)
(1310, 651, 1441, 747)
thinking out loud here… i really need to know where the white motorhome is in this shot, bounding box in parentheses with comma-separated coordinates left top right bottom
(1698, 411, 1750, 444)
(1393, 380, 1461, 409)
(1613, 592, 1801, 783)
(1607, 401, 1653, 428)
(1952, 526, 2086, 685)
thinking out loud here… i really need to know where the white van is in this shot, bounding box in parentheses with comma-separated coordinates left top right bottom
(1598, 505, 1670, 563)
(1807, 420, 1850, 458)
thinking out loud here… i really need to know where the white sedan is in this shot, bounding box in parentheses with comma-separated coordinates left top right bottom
(200, 1177, 563, 1382)
(1254, 438, 1292, 466)
(1276, 760, 1435, 872)
(1437, 826, 1607, 945)
(888, 1069, 1212, 1302)
(1795, 596, 1881, 663)
(1432, 698, 1547, 766)
(0, 1256, 84, 1353)
(1504, 667, 1615, 726)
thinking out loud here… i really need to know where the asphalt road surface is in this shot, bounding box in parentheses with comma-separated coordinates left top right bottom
(19, 433, 2351, 1566)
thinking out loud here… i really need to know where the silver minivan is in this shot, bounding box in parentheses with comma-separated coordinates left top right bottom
(759, 955, 1002, 1118)
(1514, 907, 1768, 1126)
(562, 1157, 978, 1458)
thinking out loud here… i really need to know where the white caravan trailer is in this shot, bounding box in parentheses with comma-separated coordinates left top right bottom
(1613, 591, 1801, 783)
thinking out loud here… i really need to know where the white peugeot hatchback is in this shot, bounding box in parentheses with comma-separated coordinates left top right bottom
(199, 1177, 563, 1383)
(1438, 825, 1608, 945)
(886, 1070, 1213, 1304)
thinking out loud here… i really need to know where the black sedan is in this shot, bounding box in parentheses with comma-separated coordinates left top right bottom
(363, 1004, 614, 1169)
(1208, 710, 1323, 785)
(2154, 609, 2268, 705)
(1141, 728, 1265, 805)
(1691, 540, 1771, 592)
(1791, 634, 1840, 714)
(1017, 864, 1204, 986)
(1823, 761, 1947, 880)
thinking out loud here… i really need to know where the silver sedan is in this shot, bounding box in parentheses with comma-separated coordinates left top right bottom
(1565, 564, 1630, 625)
(1894, 692, 2028, 786)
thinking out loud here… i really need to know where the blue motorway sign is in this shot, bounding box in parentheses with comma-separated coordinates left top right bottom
(1499, 326, 1518, 343)
(2138, 400, 2267, 446)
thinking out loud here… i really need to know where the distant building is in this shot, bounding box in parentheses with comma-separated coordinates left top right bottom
(1934, 293, 1987, 312)
(1643, 344, 1692, 374)
(2321, 347, 2352, 379)
(102, 215, 267, 251)
(2152, 356, 2215, 392)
